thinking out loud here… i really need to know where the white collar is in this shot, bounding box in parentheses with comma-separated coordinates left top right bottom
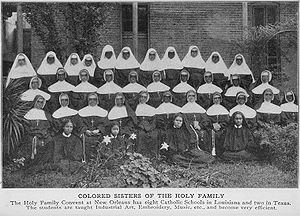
(53, 106, 78, 118)
(97, 81, 122, 94)
(197, 83, 223, 94)
(108, 106, 128, 120)
(147, 82, 170, 93)
(181, 102, 206, 114)
(172, 82, 195, 93)
(225, 86, 249, 97)
(73, 82, 98, 93)
(206, 104, 229, 116)
(280, 102, 298, 113)
(256, 101, 282, 114)
(229, 104, 256, 118)
(21, 89, 51, 101)
(234, 125, 242, 129)
(62, 132, 72, 138)
(122, 83, 147, 93)
(252, 83, 280, 95)
(155, 102, 181, 115)
(24, 108, 47, 120)
(136, 103, 156, 117)
(48, 80, 75, 92)
(78, 105, 108, 117)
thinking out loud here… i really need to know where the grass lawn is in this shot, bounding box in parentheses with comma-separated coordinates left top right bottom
(2, 159, 297, 188)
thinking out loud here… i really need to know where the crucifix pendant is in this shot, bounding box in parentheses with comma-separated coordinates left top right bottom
(91, 119, 94, 127)
(119, 119, 122, 128)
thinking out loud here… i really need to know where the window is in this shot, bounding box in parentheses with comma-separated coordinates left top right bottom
(122, 4, 148, 34)
(252, 4, 280, 71)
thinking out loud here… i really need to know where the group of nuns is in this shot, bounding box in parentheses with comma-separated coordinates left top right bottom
(6, 45, 298, 169)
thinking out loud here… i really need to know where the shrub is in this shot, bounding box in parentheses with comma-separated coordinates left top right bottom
(120, 152, 170, 188)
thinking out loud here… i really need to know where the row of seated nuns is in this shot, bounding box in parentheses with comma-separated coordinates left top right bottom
(5, 45, 298, 165)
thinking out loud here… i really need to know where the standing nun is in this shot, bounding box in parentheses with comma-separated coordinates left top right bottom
(135, 91, 159, 158)
(228, 54, 255, 90)
(172, 69, 196, 107)
(205, 51, 229, 89)
(206, 92, 230, 157)
(78, 93, 108, 162)
(280, 91, 298, 124)
(52, 93, 81, 136)
(6, 53, 37, 87)
(223, 74, 250, 110)
(161, 46, 184, 89)
(96, 45, 117, 87)
(256, 88, 284, 125)
(181, 90, 212, 153)
(147, 70, 171, 108)
(81, 54, 100, 86)
(115, 47, 140, 88)
(48, 68, 75, 113)
(21, 76, 51, 102)
(122, 70, 147, 110)
(182, 45, 206, 89)
(37, 51, 63, 90)
(139, 48, 163, 87)
(229, 91, 257, 129)
(251, 70, 280, 107)
(64, 53, 82, 86)
(72, 69, 98, 110)
(197, 71, 223, 110)
(97, 69, 122, 111)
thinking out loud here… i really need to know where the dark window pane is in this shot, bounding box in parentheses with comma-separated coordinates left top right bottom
(122, 4, 148, 33)
(253, 7, 265, 26)
(122, 5, 132, 32)
(267, 6, 277, 24)
(268, 38, 278, 57)
(138, 5, 148, 33)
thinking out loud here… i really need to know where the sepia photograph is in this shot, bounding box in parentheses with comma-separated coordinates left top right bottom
(0, 0, 299, 215)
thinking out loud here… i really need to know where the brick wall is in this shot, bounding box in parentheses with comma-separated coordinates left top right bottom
(149, 2, 244, 67)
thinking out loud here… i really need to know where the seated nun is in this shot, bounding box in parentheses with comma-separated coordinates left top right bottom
(155, 91, 182, 141)
(72, 69, 98, 110)
(161, 46, 183, 89)
(222, 111, 259, 161)
(181, 45, 206, 89)
(251, 70, 280, 107)
(122, 70, 147, 110)
(52, 93, 81, 135)
(107, 92, 137, 137)
(223, 74, 250, 110)
(172, 69, 196, 107)
(64, 53, 82, 85)
(147, 70, 170, 108)
(181, 90, 212, 153)
(78, 93, 108, 162)
(135, 91, 159, 158)
(229, 91, 257, 129)
(115, 47, 140, 88)
(205, 51, 229, 89)
(206, 92, 230, 157)
(160, 113, 215, 167)
(228, 54, 255, 90)
(280, 91, 298, 124)
(139, 48, 163, 87)
(81, 54, 100, 86)
(48, 68, 75, 113)
(256, 88, 284, 125)
(37, 51, 63, 89)
(96, 45, 117, 87)
(97, 69, 122, 111)
(21, 76, 51, 102)
(24, 95, 55, 162)
(6, 53, 37, 88)
(197, 71, 223, 110)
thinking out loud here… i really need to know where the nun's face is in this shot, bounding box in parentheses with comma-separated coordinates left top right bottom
(85, 59, 93, 67)
(139, 93, 148, 104)
(261, 74, 269, 83)
(264, 91, 273, 102)
(168, 51, 175, 59)
(88, 96, 98, 106)
(212, 54, 219, 63)
(149, 52, 156, 61)
(286, 94, 294, 102)
(123, 50, 130, 60)
(60, 96, 69, 107)
(105, 51, 113, 59)
(236, 57, 243, 66)
(129, 74, 137, 83)
(237, 96, 246, 105)
(204, 74, 212, 83)
(187, 92, 196, 103)
(213, 95, 221, 105)
(18, 58, 26, 66)
(71, 57, 78, 65)
(174, 116, 183, 128)
(153, 73, 160, 82)
(47, 55, 55, 64)
(163, 95, 172, 103)
(191, 48, 198, 57)
(80, 72, 88, 82)
(31, 78, 39, 90)
(35, 98, 45, 109)
(57, 71, 66, 81)
(115, 96, 124, 107)
(181, 74, 188, 82)
(232, 78, 239, 86)
(105, 74, 113, 82)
